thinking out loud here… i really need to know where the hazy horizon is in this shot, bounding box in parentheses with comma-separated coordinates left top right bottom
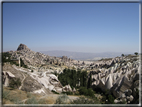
(3, 3, 139, 53)
(3, 45, 136, 55)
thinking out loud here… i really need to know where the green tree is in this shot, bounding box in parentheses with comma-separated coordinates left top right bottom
(87, 73, 92, 88)
(107, 94, 115, 104)
(121, 54, 124, 57)
(134, 52, 138, 55)
(79, 87, 88, 95)
(87, 88, 95, 98)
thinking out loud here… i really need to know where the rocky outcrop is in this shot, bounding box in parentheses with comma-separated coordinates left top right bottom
(2, 63, 63, 95)
(90, 55, 140, 103)
(2, 44, 140, 103)
(17, 44, 30, 51)
(2, 71, 15, 86)
(62, 84, 72, 92)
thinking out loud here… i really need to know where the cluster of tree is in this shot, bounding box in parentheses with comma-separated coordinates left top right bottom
(58, 68, 88, 88)
(101, 89, 115, 104)
(79, 87, 95, 98)
(2, 52, 18, 66)
(130, 88, 139, 104)
(121, 52, 139, 57)
(2, 52, 28, 68)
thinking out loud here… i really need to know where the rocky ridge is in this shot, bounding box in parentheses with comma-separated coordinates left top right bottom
(7, 44, 89, 73)
(2, 44, 141, 104)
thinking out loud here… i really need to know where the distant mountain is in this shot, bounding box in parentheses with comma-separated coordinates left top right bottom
(40, 50, 124, 60)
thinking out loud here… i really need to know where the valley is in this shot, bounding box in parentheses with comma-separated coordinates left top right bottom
(1, 44, 141, 105)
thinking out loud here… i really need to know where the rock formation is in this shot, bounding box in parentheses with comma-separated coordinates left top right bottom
(2, 44, 140, 103)
(17, 43, 30, 51)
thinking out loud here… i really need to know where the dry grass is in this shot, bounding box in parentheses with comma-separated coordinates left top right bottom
(2, 86, 43, 104)
(39, 98, 55, 104)
(2, 86, 59, 104)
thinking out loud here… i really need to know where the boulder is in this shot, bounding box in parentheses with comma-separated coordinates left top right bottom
(127, 95, 134, 102)
(125, 89, 132, 96)
(62, 84, 72, 92)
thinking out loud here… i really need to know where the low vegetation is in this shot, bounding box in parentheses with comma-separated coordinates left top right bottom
(55, 94, 70, 104)
(2, 52, 28, 68)
(70, 96, 100, 104)
(2, 87, 52, 104)
(2, 52, 19, 66)
(9, 78, 21, 89)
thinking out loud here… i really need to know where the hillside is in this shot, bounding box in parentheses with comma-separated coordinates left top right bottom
(2, 43, 141, 105)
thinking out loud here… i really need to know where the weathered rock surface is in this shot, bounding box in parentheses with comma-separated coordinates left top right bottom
(17, 43, 30, 51)
(90, 55, 140, 103)
(3, 63, 63, 95)
(2, 44, 140, 103)
(62, 84, 72, 92)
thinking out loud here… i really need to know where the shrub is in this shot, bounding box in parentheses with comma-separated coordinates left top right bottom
(25, 97, 39, 104)
(121, 54, 124, 57)
(38, 99, 47, 104)
(62, 91, 73, 95)
(31, 70, 33, 72)
(101, 89, 115, 104)
(55, 94, 70, 104)
(2, 89, 23, 104)
(9, 78, 21, 89)
(134, 52, 138, 55)
(70, 97, 100, 104)
(79, 87, 88, 96)
(87, 88, 95, 98)
(107, 94, 115, 104)
(27, 92, 32, 98)
(8, 96, 23, 104)
(2, 90, 10, 100)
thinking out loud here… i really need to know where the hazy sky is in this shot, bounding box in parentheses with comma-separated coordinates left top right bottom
(3, 2, 139, 53)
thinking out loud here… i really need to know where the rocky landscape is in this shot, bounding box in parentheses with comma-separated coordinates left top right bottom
(2, 44, 141, 104)
(89, 55, 140, 103)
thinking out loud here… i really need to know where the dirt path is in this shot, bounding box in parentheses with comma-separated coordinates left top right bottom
(19, 73, 26, 90)
(21, 94, 79, 104)
(39, 94, 79, 101)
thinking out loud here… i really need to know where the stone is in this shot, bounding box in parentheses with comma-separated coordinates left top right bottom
(129, 95, 134, 101)
(125, 89, 132, 96)
(73, 87, 76, 92)
(105, 74, 113, 89)
(114, 99, 120, 103)
(17, 43, 30, 51)
(2, 71, 15, 87)
(121, 93, 126, 98)
(62, 84, 72, 92)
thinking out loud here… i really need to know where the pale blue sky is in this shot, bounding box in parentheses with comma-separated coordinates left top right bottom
(3, 3, 139, 53)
